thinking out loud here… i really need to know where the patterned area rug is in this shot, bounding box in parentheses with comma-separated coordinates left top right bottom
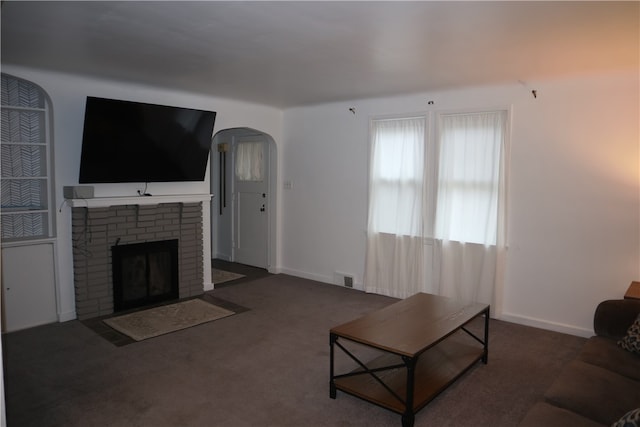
(103, 299, 235, 341)
(212, 268, 245, 284)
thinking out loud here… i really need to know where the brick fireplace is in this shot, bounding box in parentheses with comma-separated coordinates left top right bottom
(71, 200, 206, 320)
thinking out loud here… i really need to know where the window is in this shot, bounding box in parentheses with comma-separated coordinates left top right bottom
(434, 111, 506, 245)
(368, 110, 507, 244)
(365, 108, 508, 302)
(235, 141, 264, 182)
(368, 116, 425, 236)
(1, 74, 54, 241)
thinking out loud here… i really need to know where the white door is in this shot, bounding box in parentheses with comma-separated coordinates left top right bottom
(233, 138, 268, 268)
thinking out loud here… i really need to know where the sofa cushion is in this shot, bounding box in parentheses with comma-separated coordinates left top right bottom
(618, 314, 640, 355)
(579, 336, 640, 381)
(612, 408, 640, 427)
(544, 360, 640, 425)
(518, 402, 606, 427)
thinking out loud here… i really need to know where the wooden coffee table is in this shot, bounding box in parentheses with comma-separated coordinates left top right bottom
(330, 292, 489, 427)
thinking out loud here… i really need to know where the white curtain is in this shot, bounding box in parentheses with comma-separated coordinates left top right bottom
(432, 111, 508, 314)
(363, 111, 508, 314)
(235, 141, 263, 181)
(364, 117, 426, 298)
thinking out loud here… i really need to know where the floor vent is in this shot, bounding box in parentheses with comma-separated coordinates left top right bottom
(334, 272, 354, 288)
(343, 276, 353, 288)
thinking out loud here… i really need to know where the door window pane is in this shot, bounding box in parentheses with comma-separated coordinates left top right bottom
(235, 142, 263, 182)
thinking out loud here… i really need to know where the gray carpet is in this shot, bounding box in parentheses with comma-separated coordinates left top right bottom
(3, 274, 586, 427)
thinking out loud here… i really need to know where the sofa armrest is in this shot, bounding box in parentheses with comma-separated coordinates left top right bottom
(593, 299, 640, 340)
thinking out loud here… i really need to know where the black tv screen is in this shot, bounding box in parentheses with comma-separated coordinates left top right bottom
(79, 97, 216, 183)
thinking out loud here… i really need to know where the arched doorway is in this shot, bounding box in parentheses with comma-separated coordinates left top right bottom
(211, 128, 277, 271)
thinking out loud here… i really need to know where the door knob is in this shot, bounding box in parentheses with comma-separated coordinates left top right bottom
(260, 204, 265, 212)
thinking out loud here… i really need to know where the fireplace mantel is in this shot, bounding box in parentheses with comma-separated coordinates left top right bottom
(66, 193, 212, 208)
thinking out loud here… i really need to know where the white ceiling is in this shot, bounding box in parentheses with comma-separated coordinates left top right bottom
(1, 1, 638, 108)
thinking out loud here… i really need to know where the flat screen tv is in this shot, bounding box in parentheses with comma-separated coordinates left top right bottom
(78, 96, 216, 183)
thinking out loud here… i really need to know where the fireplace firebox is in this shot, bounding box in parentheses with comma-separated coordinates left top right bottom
(112, 239, 179, 312)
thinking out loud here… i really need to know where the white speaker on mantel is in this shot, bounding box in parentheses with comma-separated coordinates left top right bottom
(63, 186, 94, 199)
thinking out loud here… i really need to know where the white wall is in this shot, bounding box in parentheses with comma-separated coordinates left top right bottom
(2, 65, 283, 322)
(281, 69, 639, 336)
(503, 70, 639, 335)
(3, 65, 638, 337)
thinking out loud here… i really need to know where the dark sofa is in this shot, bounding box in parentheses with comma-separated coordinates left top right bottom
(519, 299, 640, 427)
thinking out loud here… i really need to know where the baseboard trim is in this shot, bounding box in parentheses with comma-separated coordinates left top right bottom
(58, 310, 76, 323)
(267, 266, 281, 274)
(278, 267, 364, 291)
(278, 267, 332, 284)
(500, 312, 593, 338)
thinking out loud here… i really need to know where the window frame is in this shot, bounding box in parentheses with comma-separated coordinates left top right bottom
(433, 109, 508, 245)
(368, 114, 427, 236)
(367, 107, 510, 245)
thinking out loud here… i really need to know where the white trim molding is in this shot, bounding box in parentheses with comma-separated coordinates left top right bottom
(65, 193, 212, 208)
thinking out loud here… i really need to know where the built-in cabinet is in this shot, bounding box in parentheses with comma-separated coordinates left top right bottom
(2, 242, 58, 332)
(1, 73, 58, 332)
